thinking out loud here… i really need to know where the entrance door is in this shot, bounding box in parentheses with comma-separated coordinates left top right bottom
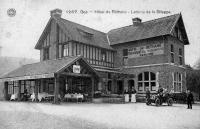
(117, 80, 123, 94)
(128, 80, 135, 92)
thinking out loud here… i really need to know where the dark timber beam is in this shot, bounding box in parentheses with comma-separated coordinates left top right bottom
(53, 73, 60, 104)
(60, 72, 92, 77)
(34, 80, 39, 101)
(18, 80, 21, 101)
(4, 82, 8, 100)
(91, 77, 95, 101)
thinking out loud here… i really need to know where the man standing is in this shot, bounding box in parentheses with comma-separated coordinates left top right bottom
(146, 88, 150, 101)
(187, 90, 194, 109)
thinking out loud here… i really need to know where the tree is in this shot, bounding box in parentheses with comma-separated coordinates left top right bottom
(193, 58, 200, 70)
(186, 66, 200, 100)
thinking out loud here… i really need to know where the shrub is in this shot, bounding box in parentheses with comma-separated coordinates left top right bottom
(170, 92, 187, 104)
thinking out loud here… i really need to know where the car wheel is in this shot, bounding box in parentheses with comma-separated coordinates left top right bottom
(155, 98, 160, 106)
(167, 98, 173, 106)
(146, 99, 151, 105)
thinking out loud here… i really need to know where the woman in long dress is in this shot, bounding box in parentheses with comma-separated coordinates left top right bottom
(131, 88, 137, 103)
(124, 89, 129, 102)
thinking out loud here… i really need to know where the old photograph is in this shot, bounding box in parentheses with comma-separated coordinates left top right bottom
(0, 0, 200, 129)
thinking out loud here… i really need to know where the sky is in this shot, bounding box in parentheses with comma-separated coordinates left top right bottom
(0, 0, 200, 67)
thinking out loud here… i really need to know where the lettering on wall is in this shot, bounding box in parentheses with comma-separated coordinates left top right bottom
(128, 43, 164, 58)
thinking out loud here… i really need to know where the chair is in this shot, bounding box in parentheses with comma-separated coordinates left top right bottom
(83, 94, 90, 102)
(45, 94, 54, 101)
(64, 93, 71, 102)
(73, 93, 78, 102)
(10, 93, 18, 101)
(75, 93, 83, 103)
(38, 92, 48, 102)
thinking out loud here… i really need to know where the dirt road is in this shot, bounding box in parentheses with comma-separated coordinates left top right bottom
(0, 101, 200, 129)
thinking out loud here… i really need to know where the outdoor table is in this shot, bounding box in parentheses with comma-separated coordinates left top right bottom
(38, 92, 48, 102)
(64, 93, 84, 102)
(64, 94, 71, 102)
(45, 94, 54, 101)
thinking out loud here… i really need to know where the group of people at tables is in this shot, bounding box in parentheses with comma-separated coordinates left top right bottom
(10, 89, 85, 102)
(10, 88, 138, 103)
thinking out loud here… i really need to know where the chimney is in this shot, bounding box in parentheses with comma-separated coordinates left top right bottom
(50, 9, 62, 18)
(132, 17, 142, 26)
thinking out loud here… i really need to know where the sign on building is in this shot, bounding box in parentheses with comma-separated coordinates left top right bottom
(73, 65, 80, 73)
(128, 43, 164, 58)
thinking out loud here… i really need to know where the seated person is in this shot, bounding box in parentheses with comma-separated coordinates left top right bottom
(10, 93, 18, 101)
(30, 92, 36, 101)
(146, 88, 150, 100)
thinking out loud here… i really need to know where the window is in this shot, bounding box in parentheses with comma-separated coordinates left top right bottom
(36, 80, 41, 93)
(101, 50, 106, 62)
(137, 72, 156, 91)
(13, 81, 19, 94)
(123, 49, 128, 65)
(25, 81, 31, 94)
(179, 48, 183, 65)
(30, 81, 35, 94)
(87, 45, 90, 59)
(83, 45, 87, 58)
(170, 44, 174, 63)
(173, 72, 182, 92)
(43, 47, 49, 60)
(63, 44, 69, 57)
(7, 81, 19, 94)
(77, 43, 81, 55)
(8, 81, 13, 94)
(90, 46, 93, 60)
(58, 45, 62, 58)
(123, 49, 128, 57)
(21, 81, 25, 93)
(58, 43, 69, 58)
(48, 83, 54, 94)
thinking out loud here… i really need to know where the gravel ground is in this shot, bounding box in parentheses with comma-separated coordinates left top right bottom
(0, 101, 200, 129)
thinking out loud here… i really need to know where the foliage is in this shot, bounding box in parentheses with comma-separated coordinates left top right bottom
(170, 92, 187, 103)
(186, 66, 200, 93)
(193, 58, 200, 70)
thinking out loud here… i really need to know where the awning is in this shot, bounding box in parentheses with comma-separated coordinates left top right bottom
(0, 56, 98, 81)
(0, 73, 54, 81)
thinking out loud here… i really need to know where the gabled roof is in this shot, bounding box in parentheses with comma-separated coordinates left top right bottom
(108, 13, 189, 45)
(0, 56, 98, 81)
(59, 18, 113, 50)
(35, 17, 114, 50)
(35, 13, 189, 50)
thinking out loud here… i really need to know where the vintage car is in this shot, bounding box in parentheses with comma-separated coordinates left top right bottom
(146, 92, 173, 106)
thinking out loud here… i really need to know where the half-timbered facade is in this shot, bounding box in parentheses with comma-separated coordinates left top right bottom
(0, 9, 189, 102)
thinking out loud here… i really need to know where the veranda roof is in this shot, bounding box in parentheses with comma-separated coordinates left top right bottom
(0, 56, 94, 81)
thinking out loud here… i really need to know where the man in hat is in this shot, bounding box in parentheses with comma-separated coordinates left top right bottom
(187, 90, 194, 109)
(146, 87, 150, 101)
